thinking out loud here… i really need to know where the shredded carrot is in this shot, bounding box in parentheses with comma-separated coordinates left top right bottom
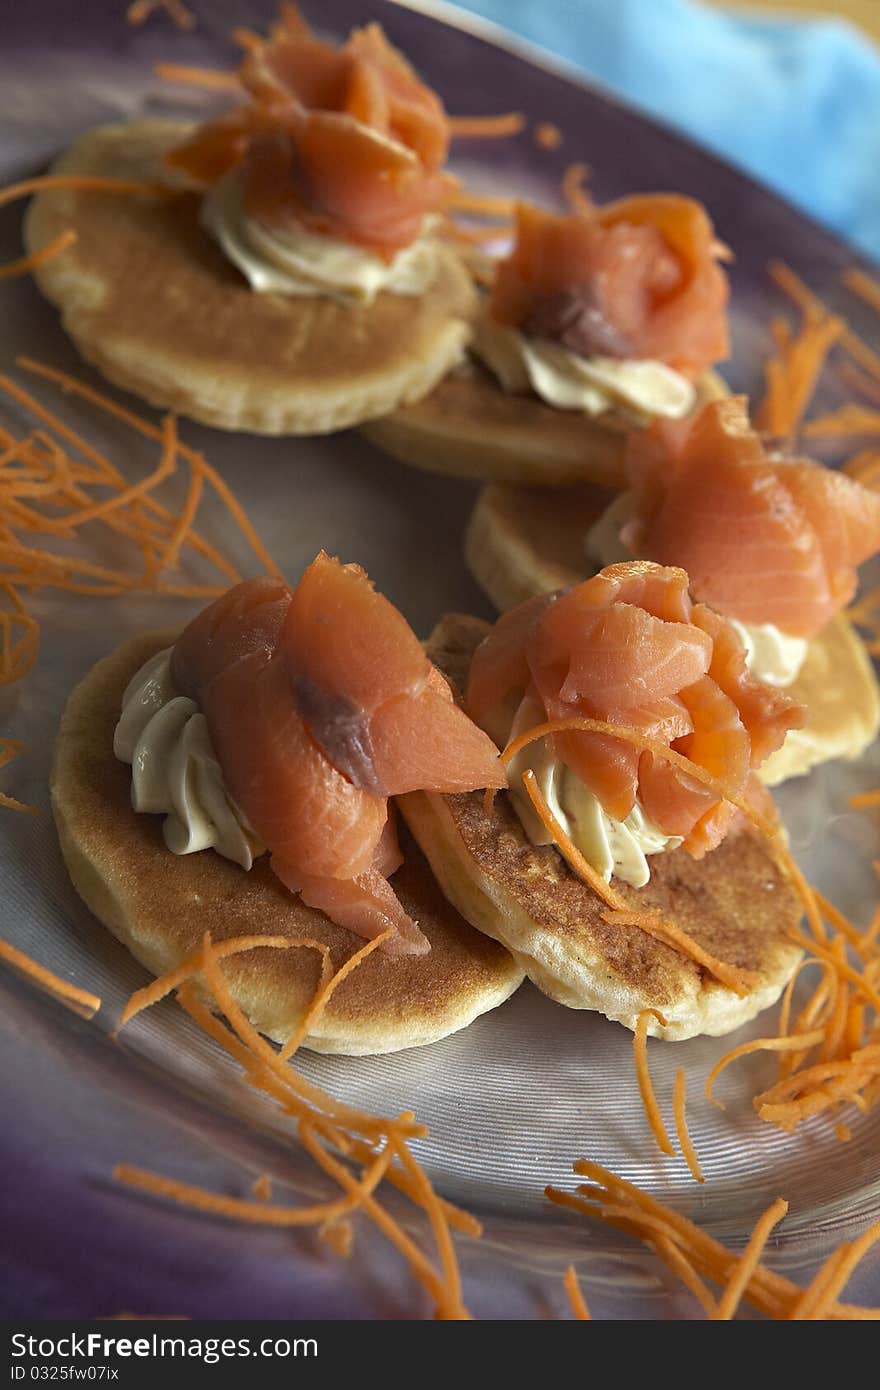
(562, 163, 592, 217)
(0, 176, 170, 212)
(0, 229, 78, 283)
(251, 1173, 272, 1201)
(548, 1160, 879, 1318)
(563, 1265, 591, 1320)
(755, 270, 844, 439)
(114, 1145, 394, 1227)
(769, 261, 880, 389)
(0, 938, 101, 1018)
(534, 122, 562, 150)
(843, 266, 880, 316)
(804, 404, 880, 438)
(672, 1068, 704, 1183)
(713, 1199, 788, 1320)
(115, 929, 475, 1319)
(447, 190, 516, 217)
(153, 62, 240, 90)
(849, 789, 880, 810)
(0, 737, 35, 813)
(705, 1030, 826, 1108)
(521, 767, 758, 996)
(502, 716, 776, 840)
(448, 113, 525, 139)
(127, 0, 196, 29)
(278, 930, 391, 1062)
(116, 934, 331, 1033)
(319, 1218, 353, 1258)
(634, 1010, 674, 1155)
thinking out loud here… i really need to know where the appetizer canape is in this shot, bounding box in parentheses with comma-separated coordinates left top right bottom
(25, 8, 477, 434)
(400, 560, 805, 1040)
(466, 398, 880, 782)
(52, 556, 523, 1054)
(364, 197, 730, 486)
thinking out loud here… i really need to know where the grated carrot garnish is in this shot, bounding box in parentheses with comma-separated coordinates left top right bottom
(848, 788, 880, 810)
(521, 767, 758, 996)
(534, 122, 562, 150)
(0, 175, 170, 211)
(127, 0, 196, 30)
(251, 1173, 272, 1201)
(672, 1068, 704, 1183)
(116, 929, 476, 1319)
(502, 716, 777, 839)
(804, 404, 880, 438)
(562, 163, 592, 217)
(116, 933, 332, 1032)
(0, 736, 35, 813)
(705, 1030, 825, 1109)
(713, 1198, 788, 1320)
(755, 274, 843, 440)
(319, 1218, 353, 1258)
(277, 930, 391, 1062)
(153, 62, 241, 90)
(634, 1010, 674, 1156)
(448, 113, 525, 139)
(842, 266, 880, 316)
(114, 1142, 394, 1227)
(0, 230, 78, 283)
(769, 260, 880, 388)
(447, 190, 516, 217)
(548, 1160, 879, 1318)
(563, 1265, 591, 1320)
(0, 938, 101, 1018)
(441, 218, 513, 246)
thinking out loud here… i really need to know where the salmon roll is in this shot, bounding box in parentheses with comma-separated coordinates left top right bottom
(466, 398, 880, 783)
(399, 561, 805, 1041)
(24, 8, 477, 435)
(363, 197, 730, 486)
(52, 557, 523, 1055)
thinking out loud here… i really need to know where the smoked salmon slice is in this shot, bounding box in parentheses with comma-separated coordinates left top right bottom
(487, 198, 729, 377)
(466, 560, 803, 856)
(626, 397, 880, 637)
(170, 559, 506, 954)
(166, 7, 453, 259)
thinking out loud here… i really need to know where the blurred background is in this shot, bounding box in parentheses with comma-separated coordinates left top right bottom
(453, 0, 880, 259)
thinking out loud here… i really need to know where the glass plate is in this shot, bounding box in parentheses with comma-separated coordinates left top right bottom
(1, 0, 879, 1320)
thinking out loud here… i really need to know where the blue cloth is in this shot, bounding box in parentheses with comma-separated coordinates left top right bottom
(452, 0, 880, 261)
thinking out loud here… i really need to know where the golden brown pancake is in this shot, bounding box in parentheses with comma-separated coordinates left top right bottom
(361, 361, 728, 488)
(25, 120, 478, 435)
(465, 482, 880, 785)
(51, 630, 524, 1055)
(398, 614, 803, 1041)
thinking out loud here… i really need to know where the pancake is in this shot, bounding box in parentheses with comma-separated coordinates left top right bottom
(398, 614, 804, 1041)
(361, 362, 728, 489)
(465, 482, 880, 785)
(51, 630, 524, 1056)
(24, 119, 478, 436)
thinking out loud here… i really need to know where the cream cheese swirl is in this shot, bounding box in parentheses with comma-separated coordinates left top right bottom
(472, 318, 696, 426)
(114, 648, 263, 870)
(201, 168, 440, 305)
(503, 691, 682, 889)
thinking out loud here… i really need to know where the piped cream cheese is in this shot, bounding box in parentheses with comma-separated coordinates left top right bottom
(472, 318, 696, 425)
(201, 169, 440, 305)
(586, 493, 809, 688)
(114, 648, 263, 870)
(503, 691, 682, 889)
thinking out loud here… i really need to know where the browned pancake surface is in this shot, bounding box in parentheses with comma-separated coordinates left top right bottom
(51, 630, 523, 1054)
